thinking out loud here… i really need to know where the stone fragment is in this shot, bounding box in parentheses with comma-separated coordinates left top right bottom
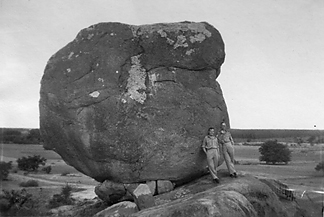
(157, 180, 174, 194)
(94, 180, 126, 204)
(127, 183, 155, 210)
(146, 180, 157, 195)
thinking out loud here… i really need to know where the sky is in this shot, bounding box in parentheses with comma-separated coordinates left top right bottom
(0, 0, 323, 129)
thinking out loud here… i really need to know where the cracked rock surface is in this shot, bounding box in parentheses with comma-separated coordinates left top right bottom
(40, 21, 228, 183)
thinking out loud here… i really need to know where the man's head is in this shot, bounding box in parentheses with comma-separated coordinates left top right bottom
(208, 127, 215, 136)
(221, 122, 227, 130)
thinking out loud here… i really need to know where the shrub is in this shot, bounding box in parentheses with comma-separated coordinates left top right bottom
(42, 166, 52, 174)
(17, 155, 46, 171)
(48, 184, 74, 209)
(19, 180, 39, 187)
(0, 161, 12, 180)
(259, 140, 291, 164)
(0, 189, 32, 213)
(315, 161, 324, 175)
(61, 171, 70, 176)
(0, 188, 43, 216)
(26, 129, 42, 144)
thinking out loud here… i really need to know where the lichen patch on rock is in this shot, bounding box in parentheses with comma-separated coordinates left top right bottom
(157, 29, 167, 38)
(185, 49, 195, 55)
(68, 52, 74, 59)
(174, 35, 189, 49)
(87, 33, 94, 40)
(89, 91, 100, 98)
(190, 33, 208, 43)
(124, 55, 147, 104)
(187, 22, 212, 36)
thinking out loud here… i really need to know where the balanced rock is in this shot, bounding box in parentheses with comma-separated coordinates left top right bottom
(40, 21, 228, 183)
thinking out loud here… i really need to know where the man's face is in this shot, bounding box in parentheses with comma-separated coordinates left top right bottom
(221, 124, 226, 130)
(208, 129, 215, 136)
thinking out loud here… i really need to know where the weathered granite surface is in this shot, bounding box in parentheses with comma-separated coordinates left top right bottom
(40, 21, 227, 183)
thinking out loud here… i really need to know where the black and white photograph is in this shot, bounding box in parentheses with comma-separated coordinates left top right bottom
(1, 0, 323, 216)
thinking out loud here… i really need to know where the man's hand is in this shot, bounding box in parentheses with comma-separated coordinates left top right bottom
(203, 148, 207, 154)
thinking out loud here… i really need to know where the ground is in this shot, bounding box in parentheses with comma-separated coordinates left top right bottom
(0, 143, 323, 216)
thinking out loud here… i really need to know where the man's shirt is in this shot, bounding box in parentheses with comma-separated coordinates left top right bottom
(218, 130, 233, 144)
(202, 135, 219, 149)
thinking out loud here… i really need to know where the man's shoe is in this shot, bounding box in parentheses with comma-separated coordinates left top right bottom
(233, 172, 238, 178)
(213, 178, 220, 184)
(230, 174, 234, 178)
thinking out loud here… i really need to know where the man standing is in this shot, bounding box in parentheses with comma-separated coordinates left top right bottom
(218, 122, 237, 178)
(202, 127, 220, 183)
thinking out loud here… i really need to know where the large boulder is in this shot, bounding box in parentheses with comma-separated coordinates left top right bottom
(40, 21, 227, 183)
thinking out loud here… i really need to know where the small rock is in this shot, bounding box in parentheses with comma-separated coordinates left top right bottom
(157, 180, 174, 194)
(146, 180, 156, 195)
(94, 180, 126, 204)
(127, 183, 155, 210)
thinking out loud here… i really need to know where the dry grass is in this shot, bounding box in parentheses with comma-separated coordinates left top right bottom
(1, 143, 323, 216)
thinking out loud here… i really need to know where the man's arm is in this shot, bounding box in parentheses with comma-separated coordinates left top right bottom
(202, 137, 207, 154)
(229, 133, 235, 145)
(217, 133, 224, 144)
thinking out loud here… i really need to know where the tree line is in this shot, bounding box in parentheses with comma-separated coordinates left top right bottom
(1, 128, 324, 145)
(1, 128, 42, 144)
(231, 129, 324, 143)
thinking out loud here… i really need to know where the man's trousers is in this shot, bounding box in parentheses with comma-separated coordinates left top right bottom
(222, 142, 236, 175)
(206, 148, 220, 179)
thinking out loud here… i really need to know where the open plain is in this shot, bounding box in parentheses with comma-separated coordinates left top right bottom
(1, 143, 323, 216)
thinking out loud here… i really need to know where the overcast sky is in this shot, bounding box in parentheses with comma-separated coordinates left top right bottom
(1, 0, 323, 129)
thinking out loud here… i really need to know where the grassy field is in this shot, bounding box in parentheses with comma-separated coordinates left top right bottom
(233, 144, 324, 216)
(1, 143, 323, 216)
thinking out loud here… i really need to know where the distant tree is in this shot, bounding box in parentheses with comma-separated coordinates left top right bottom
(295, 137, 304, 145)
(315, 161, 324, 175)
(0, 161, 12, 180)
(3, 130, 22, 144)
(26, 129, 42, 144)
(42, 166, 52, 174)
(259, 140, 291, 164)
(307, 136, 317, 145)
(17, 155, 46, 171)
